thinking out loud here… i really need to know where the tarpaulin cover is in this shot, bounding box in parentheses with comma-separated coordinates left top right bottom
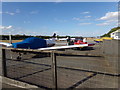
(12, 37, 47, 49)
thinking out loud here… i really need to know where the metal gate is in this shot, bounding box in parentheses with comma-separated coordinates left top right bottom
(1, 47, 119, 89)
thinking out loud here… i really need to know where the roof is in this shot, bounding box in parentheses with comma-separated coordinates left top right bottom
(111, 29, 120, 33)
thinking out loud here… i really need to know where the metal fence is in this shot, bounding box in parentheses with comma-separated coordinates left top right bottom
(1, 47, 119, 89)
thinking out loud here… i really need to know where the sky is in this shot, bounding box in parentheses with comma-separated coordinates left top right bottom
(0, 2, 118, 37)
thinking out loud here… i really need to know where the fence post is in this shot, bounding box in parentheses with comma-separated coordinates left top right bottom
(51, 51, 57, 90)
(2, 49, 7, 77)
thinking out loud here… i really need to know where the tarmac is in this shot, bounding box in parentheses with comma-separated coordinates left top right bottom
(0, 40, 119, 89)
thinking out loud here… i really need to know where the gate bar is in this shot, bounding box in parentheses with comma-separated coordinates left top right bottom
(51, 51, 58, 90)
(2, 49, 7, 77)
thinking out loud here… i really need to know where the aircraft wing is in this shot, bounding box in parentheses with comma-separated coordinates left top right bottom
(0, 42, 12, 47)
(38, 44, 88, 50)
(0, 42, 88, 50)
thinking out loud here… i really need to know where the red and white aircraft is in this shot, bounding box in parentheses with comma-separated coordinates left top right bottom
(0, 34, 94, 50)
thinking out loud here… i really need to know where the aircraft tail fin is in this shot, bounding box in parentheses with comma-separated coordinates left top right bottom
(51, 33, 57, 41)
(52, 33, 56, 38)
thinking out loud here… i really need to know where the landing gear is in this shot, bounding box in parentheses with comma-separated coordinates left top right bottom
(17, 53, 22, 60)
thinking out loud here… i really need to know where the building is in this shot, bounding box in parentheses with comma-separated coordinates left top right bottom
(110, 29, 120, 39)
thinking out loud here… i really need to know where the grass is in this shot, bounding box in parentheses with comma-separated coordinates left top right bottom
(0, 40, 23, 43)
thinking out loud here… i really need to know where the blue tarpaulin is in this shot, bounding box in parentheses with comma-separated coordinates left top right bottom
(12, 37, 47, 49)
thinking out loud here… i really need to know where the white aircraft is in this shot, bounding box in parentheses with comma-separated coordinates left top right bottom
(57, 37, 75, 41)
(0, 34, 90, 60)
(0, 33, 90, 50)
(0, 42, 13, 47)
(0, 41, 89, 51)
(38, 44, 88, 50)
(58, 38, 68, 41)
(0, 38, 88, 50)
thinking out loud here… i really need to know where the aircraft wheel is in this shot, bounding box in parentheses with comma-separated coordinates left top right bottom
(17, 56, 21, 60)
(17, 53, 22, 60)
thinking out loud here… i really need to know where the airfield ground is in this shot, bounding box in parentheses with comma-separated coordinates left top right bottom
(1, 39, 119, 89)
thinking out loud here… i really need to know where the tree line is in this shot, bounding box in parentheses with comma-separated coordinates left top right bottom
(102, 26, 120, 37)
(0, 34, 78, 40)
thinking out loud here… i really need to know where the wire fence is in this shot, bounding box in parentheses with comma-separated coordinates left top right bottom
(1, 47, 119, 89)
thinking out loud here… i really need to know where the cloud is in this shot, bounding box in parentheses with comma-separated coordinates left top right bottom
(97, 11, 118, 26)
(16, 9, 20, 13)
(0, 26, 5, 29)
(78, 23, 91, 25)
(0, 25, 13, 29)
(72, 17, 91, 22)
(72, 30, 100, 37)
(81, 11, 90, 14)
(0, 11, 2, 14)
(54, 18, 67, 22)
(96, 22, 109, 26)
(55, 0, 63, 3)
(0, 25, 13, 33)
(30, 10, 39, 14)
(98, 11, 118, 20)
(5, 11, 15, 15)
(6, 25, 12, 29)
(84, 16, 91, 18)
(72, 17, 81, 21)
(23, 21, 31, 24)
(0, 9, 20, 15)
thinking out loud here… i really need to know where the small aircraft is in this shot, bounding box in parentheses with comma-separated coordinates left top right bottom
(58, 37, 75, 41)
(74, 40, 95, 50)
(0, 34, 56, 48)
(0, 34, 95, 60)
(94, 37, 113, 43)
(0, 34, 89, 50)
(67, 37, 95, 50)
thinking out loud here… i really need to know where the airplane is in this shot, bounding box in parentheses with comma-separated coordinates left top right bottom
(57, 37, 75, 41)
(0, 35, 56, 49)
(74, 37, 95, 46)
(0, 33, 89, 50)
(67, 37, 95, 50)
(94, 37, 113, 43)
(0, 34, 94, 59)
(74, 40, 95, 50)
(58, 38, 68, 41)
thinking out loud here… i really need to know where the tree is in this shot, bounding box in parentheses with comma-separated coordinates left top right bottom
(102, 27, 120, 37)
